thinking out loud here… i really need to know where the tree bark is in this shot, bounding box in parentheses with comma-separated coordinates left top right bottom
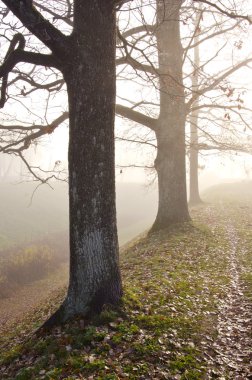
(44, 0, 122, 326)
(150, 0, 190, 232)
(189, 8, 203, 205)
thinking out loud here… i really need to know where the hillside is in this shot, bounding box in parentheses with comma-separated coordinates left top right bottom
(0, 197, 251, 379)
(202, 180, 252, 203)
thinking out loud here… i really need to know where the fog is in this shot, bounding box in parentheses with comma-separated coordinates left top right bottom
(0, 155, 251, 253)
(1, 148, 252, 243)
(0, 179, 157, 248)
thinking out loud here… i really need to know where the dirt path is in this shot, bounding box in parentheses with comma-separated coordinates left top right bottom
(205, 207, 252, 379)
(0, 264, 68, 334)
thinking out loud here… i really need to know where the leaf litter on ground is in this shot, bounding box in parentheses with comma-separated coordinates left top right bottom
(0, 201, 251, 379)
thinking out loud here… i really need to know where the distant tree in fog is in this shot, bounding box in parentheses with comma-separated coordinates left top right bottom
(187, 5, 252, 204)
(116, 0, 252, 217)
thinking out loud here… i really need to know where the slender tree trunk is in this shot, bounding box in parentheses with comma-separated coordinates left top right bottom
(189, 8, 203, 205)
(44, 0, 122, 326)
(150, 0, 190, 232)
(1, 155, 13, 182)
(189, 112, 202, 205)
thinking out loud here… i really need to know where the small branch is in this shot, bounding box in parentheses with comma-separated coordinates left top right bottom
(116, 136, 157, 148)
(121, 24, 156, 39)
(0, 112, 69, 153)
(187, 57, 252, 107)
(193, 0, 252, 24)
(17, 153, 67, 200)
(0, 34, 59, 107)
(116, 104, 157, 131)
(116, 163, 154, 169)
(117, 27, 158, 77)
(33, 1, 73, 27)
(116, 56, 156, 75)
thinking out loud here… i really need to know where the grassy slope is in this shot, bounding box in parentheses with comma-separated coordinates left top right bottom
(0, 187, 251, 379)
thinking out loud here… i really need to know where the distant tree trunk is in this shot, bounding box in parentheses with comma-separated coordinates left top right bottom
(189, 8, 203, 205)
(189, 111, 202, 205)
(150, 0, 190, 232)
(0, 154, 13, 182)
(45, 0, 122, 325)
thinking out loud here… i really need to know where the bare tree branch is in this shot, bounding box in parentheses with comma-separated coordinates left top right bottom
(187, 58, 252, 107)
(0, 33, 59, 107)
(1, 0, 68, 55)
(121, 24, 156, 38)
(0, 111, 68, 153)
(116, 104, 157, 130)
(193, 0, 252, 24)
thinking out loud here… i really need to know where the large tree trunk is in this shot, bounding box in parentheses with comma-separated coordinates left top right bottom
(150, 0, 190, 232)
(189, 8, 203, 205)
(44, 0, 122, 326)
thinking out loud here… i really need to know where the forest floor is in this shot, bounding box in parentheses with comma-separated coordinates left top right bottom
(0, 199, 251, 379)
